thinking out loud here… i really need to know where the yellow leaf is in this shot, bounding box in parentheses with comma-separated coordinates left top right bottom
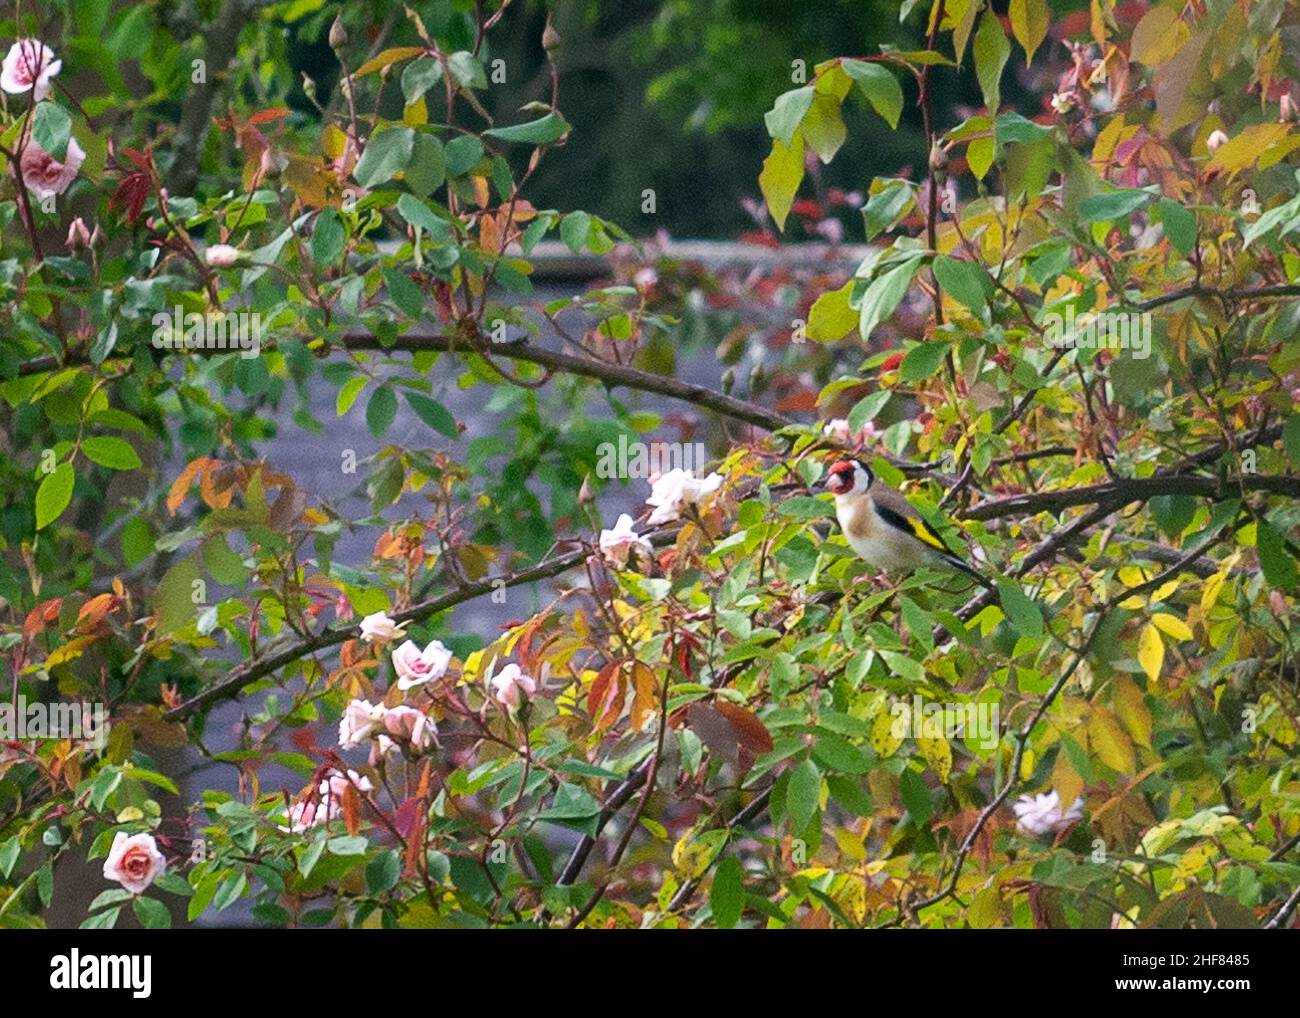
(1009, 0, 1049, 64)
(1151, 612, 1193, 642)
(1130, 6, 1188, 64)
(1149, 578, 1180, 603)
(918, 732, 953, 783)
(870, 703, 906, 757)
(1208, 123, 1293, 175)
(759, 134, 805, 231)
(1050, 748, 1084, 810)
(353, 46, 426, 77)
(806, 281, 857, 342)
(1089, 707, 1137, 774)
(1137, 622, 1165, 682)
(671, 828, 726, 879)
(1201, 570, 1227, 614)
(1111, 676, 1153, 749)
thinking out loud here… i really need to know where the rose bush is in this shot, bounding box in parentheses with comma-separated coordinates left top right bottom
(0, 0, 1298, 931)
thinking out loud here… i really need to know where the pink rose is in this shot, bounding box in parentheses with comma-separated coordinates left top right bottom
(391, 639, 453, 691)
(490, 662, 537, 711)
(1, 39, 61, 100)
(377, 705, 435, 753)
(101, 831, 166, 895)
(65, 216, 90, 251)
(19, 136, 84, 201)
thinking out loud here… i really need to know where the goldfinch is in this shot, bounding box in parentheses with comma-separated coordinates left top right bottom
(820, 458, 991, 589)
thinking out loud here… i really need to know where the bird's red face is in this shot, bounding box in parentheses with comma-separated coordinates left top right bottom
(824, 459, 866, 496)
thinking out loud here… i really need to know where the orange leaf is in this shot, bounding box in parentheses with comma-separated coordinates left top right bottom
(76, 593, 117, 629)
(589, 659, 627, 731)
(167, 457, 212, 515)
(629, 662, 659, 731)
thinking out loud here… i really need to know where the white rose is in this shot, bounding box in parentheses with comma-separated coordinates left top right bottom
(338, 698, 387, 749)
(359, 610, 405, 644)
(204, 244, 242, 267)
(645, 468, 722, 525)
(598, 513, 653, 570)
(391, 639, 453, 691)
(1013, 789, 1084, 836)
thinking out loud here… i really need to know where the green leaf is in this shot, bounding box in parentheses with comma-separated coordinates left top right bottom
(483, 112, 571, 145)
(786, 758, 821, 833)
(353, 126, 414, 188)
(1156, 199, 1196, 256)
(859, 254, 923, 341)
(81, 436, 141, 471)
(847, 390, 891, 433)
(312, 209, 345, 265)
(406, 132, 447, 198)
(932, 255, 990, 314)
(996, 579, 1043, 638)
(32, 102, 72, 161)
(763, 87, 815, 145)
(202, 534, 249, 587)
(900, 340, 952, 382)
(759, 135, 805, 231)
(444, 135, 484, 177)
(403, 392, 458, 438)
(132, 896, 171, 929)
(1284, 414, 1300, 467)
(382, 265, 423, 318)
(843, 60, 903, 128)
(560, 211, 592, 253)
(710, 855, 745, 929)
(366, 850, 402, 895)
(155, 555, 202, 635)
(397, 193, 449, 238)
(401, 57, 442, 105)
(973, 10, 1010, 112)
(1079, 189, 1154, 223)
(35, 462, 74, 530)
(899, 768, 933, 824)
(1257, 521, 1299, 591)
(860, 179, 914, 240)
(366, 386, 398, 438)
(336, 375, 367, 416)
(80, 906, 121, 929)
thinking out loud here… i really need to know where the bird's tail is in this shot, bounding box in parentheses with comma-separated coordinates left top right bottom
(939, 552, 996, 592)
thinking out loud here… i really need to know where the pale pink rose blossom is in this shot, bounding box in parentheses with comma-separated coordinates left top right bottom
(1206, 129, 1229, 151)
(337, 698, 387, 749)
(65, 216, 90, 251)
(645, 469, 723, 526)
(101, 831, 166, 895)
(490, 663, 536, 711)
(391, 638, 452, 691)
(320, 768, 373, 799)
(204, 244, 241, 267)
(599, 513, 653, 570)
(19, 136, 84, 201)
(823, 418, 881, 448)
(1, 39, 61, 100)
(359, 610, 405, 644)
(377, 705, 436, 753)
(1013, 790, 1084, 836)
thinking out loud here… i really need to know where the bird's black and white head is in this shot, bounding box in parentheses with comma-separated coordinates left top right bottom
(824, 458, 873, 497)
